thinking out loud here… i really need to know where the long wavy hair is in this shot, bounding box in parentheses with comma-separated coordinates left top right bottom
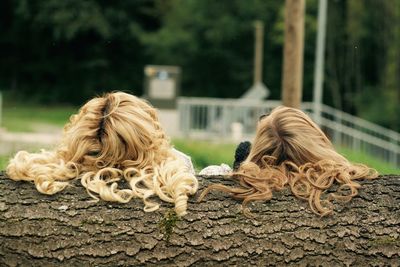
(7, 92, 198, 216)
(199, 106, 378, 216)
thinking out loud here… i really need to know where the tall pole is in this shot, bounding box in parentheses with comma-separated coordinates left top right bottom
(241, 20, 269, 100)
(282, 0, 306, 109)
(254, 20, 264, 84)
(313, 0, 328, 125)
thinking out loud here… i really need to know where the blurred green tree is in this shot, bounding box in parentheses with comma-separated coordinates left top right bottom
(326, 0, 400, 130)
(137, 0, 288, 99)
(0, 0, 156, 104)
(0, 0, 398, 130)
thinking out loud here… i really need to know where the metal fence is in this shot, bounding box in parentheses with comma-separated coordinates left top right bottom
(178, 97, 400, 168)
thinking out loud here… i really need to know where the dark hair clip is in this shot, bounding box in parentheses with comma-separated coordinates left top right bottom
(259, 112, 270, 121)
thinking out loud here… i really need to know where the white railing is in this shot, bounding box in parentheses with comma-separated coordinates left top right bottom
(178, 97, 400, 167)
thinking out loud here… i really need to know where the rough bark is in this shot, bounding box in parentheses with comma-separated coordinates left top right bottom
(0, 173, 399, 267)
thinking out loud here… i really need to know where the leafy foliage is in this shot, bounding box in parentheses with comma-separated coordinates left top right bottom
(0, 0, 398, 129)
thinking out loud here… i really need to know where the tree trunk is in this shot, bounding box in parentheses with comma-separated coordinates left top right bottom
(0, 173, 399, 267)
(282, 0, 305, 109)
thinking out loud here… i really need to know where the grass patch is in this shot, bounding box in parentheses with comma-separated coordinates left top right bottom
(337, 147, 399, 175)
(0, 155, 10, 170)
(2, 105, 77, 132)
(172, 139, 236, 171)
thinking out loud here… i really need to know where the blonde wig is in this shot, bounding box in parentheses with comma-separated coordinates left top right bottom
(7, 92, 198, 216)
(199, 106, 378, 216)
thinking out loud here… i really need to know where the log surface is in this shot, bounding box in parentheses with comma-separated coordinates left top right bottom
(0, 173, 399, 267)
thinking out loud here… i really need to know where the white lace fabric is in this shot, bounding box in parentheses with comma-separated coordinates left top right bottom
(199, 164, 232, 176)
(172, 148, 196, 175)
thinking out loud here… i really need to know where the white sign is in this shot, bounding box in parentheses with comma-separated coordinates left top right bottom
(149, 79, 176, 99)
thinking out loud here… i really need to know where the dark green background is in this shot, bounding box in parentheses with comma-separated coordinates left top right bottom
(0, 0, 399, 130)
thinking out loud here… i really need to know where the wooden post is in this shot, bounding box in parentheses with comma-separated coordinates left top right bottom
(241, 21, 269, 100)
(253, 20, 264, 85)
(282, 0, 306, 109)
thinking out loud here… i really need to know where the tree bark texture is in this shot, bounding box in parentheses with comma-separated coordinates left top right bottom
(0, 173, 399, 267)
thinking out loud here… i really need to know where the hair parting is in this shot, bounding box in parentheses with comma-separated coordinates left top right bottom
(97, 97, 111, 141)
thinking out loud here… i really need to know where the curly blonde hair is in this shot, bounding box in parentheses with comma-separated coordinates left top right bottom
(199, 106, 378, 216)
(7, 92, 198, 216)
